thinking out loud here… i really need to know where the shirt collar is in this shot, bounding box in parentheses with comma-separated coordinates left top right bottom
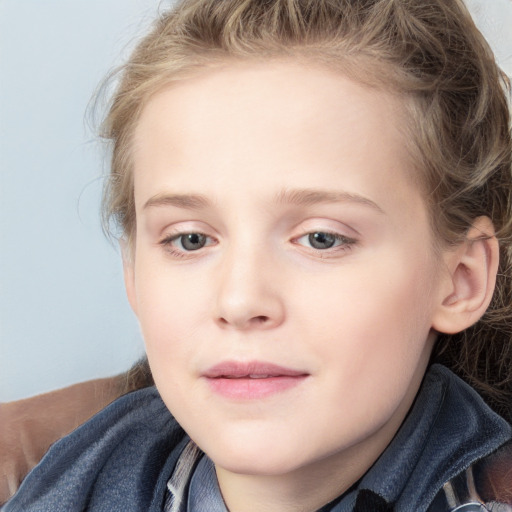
(187, 456, 228, 512)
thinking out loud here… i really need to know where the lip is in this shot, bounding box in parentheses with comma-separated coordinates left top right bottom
(202, 360, 309, 399)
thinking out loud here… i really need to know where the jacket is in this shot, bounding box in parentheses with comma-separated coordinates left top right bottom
(2, 365, 511, 512)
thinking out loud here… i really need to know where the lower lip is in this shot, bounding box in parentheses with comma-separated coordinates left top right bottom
(206, 375, 307, 399)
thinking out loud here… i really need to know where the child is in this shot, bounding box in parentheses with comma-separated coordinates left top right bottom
(3, 0, 512, 510)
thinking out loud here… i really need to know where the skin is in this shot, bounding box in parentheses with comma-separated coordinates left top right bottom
(123, 61, 493, 512)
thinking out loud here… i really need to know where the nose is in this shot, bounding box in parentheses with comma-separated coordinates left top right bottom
(213, 244, 285, 331)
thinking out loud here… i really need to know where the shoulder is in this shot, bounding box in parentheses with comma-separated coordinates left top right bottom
(3, 387, 188, 512)
(387, 365, 511, 511)
(473, 441, 512, 505)
(428, 440, 512, 511)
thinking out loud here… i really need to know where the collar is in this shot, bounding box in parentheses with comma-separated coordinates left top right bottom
(354, 365, 511, 510)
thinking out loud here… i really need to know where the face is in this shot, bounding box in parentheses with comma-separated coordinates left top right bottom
(126, 61, 448, 485)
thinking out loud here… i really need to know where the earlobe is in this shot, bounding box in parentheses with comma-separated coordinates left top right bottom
(432, 217, 499, 335)
(120, 240, 138, 316)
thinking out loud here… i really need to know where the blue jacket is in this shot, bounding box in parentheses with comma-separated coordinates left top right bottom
(3, 365, 511, 512)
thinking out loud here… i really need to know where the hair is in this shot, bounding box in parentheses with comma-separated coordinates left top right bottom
(101, 0, 512, 421)
(118, 356, 155, 395)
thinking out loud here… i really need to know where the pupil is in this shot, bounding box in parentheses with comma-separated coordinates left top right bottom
(182, 233, 206, 250)
(309, 232, 335, 249)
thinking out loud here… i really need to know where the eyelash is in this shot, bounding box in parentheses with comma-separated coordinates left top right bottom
(158, 230, 357, 258)
(159, 232, 216, 259)
(293, 231, 357, 255)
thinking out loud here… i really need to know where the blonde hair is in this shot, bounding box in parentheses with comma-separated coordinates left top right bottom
(101, 0, 512, 420)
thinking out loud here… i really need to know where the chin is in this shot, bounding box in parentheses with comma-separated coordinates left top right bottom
(200, 433, 310, 476)
(213, 453, 302, 477)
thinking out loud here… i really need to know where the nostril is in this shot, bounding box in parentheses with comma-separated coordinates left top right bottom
(217, 314, 273, 329)
(217, 315, 268, 327)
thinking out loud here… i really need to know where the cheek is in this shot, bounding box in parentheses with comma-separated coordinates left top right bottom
(132, 258, 210, 370)
(298, 252, 437, 376)
(293, 266, 436, 443)
(135, 269, 204, 420)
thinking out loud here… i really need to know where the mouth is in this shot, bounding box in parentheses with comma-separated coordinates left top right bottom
(202, 361, 309, 399)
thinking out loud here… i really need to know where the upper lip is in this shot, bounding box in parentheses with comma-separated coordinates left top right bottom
(203, 360, 308, 378)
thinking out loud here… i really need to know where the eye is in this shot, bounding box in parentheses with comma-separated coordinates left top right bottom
(178, 233, 207, 251)
(160, 232, 212, 252)
(308, 232, 337, 249)
(296, 231, 355, 250)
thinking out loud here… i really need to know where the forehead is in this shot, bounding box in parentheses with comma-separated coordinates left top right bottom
(131, 60, 419, 212)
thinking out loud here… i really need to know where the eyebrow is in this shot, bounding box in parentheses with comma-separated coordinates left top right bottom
(143, 193, 211, 210)
(143, 188, 384, 214)
(274, 188, 384, 214)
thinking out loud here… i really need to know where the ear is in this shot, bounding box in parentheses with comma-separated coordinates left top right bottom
(120, 239, 138, 316)
(432, 216, 499, 335)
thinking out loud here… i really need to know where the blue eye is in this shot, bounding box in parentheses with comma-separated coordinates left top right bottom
(179, 233, 207, 251)
(161, 232, 211, 252)
(308, 232, 337, 249)
(296, 231, 355, 250)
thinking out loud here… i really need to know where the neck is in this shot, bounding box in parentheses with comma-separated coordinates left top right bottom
(216, 461, 348, 512)
(214, 418, 400, 512)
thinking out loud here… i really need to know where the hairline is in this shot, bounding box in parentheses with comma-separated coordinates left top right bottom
(106, 52, 447, 258)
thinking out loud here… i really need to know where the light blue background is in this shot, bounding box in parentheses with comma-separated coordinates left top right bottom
(0, 1, 164, 401)
(1, 1, 511, 401)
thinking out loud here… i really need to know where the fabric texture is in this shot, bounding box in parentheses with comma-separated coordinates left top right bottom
(428, 440, 512, 511)
(3, 365, 511, 512)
